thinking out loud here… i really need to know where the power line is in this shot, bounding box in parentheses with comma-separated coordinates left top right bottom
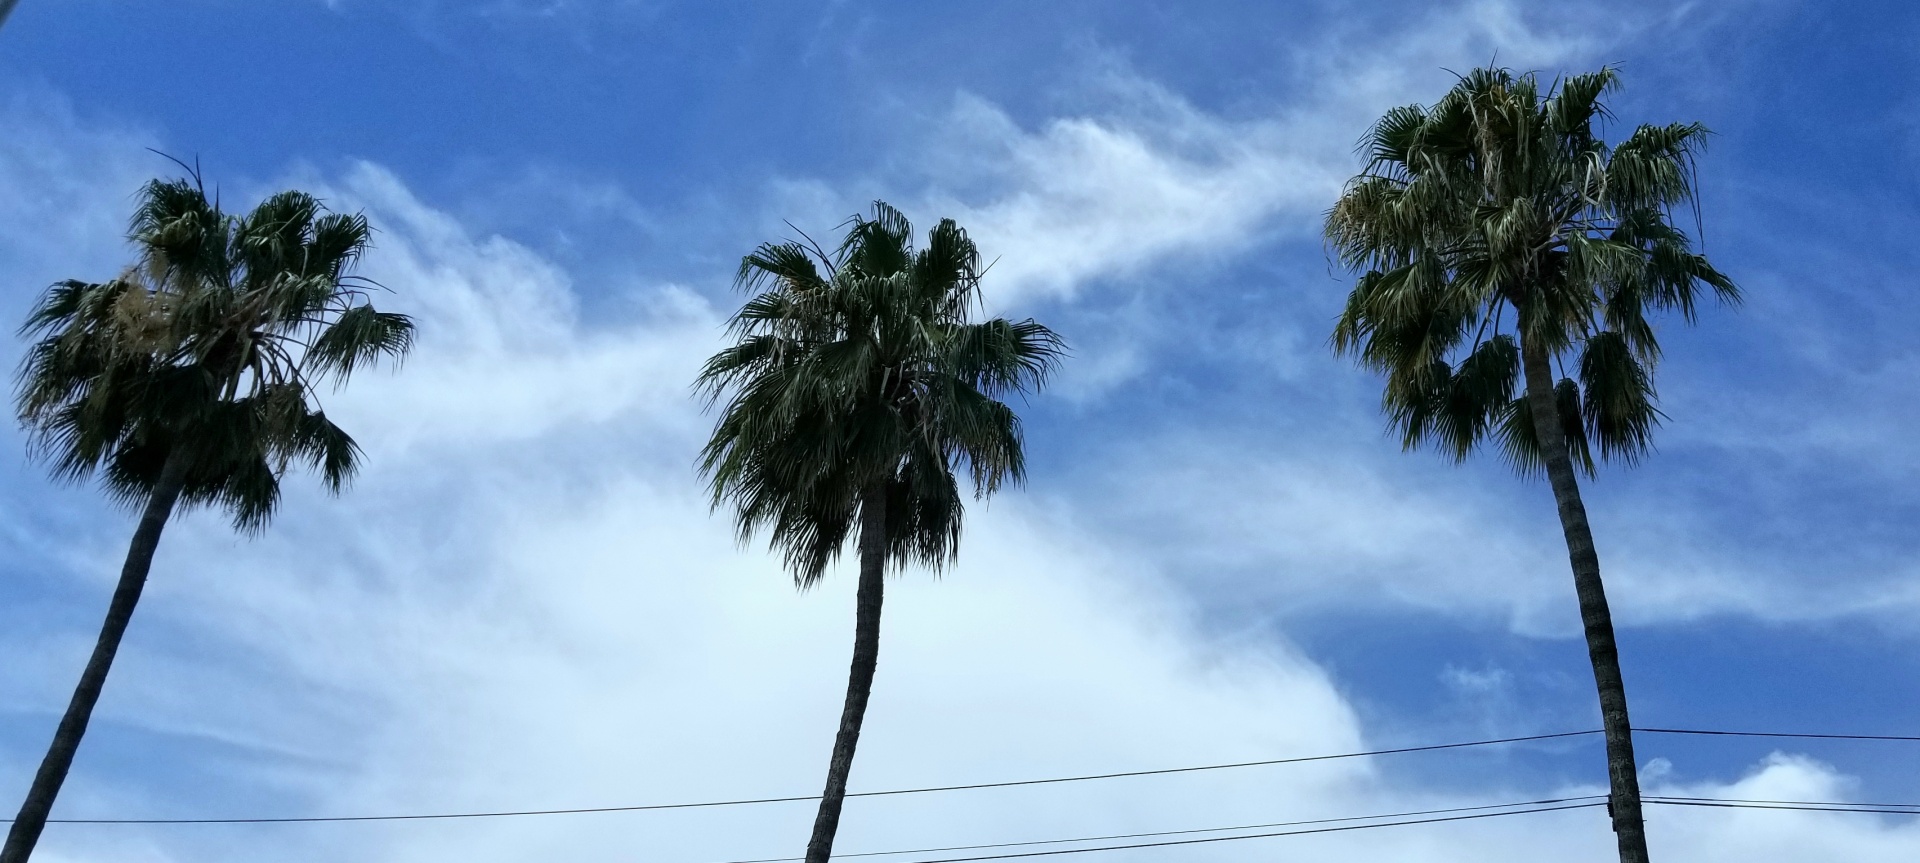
(863, 796, 1920, 863)
(1651, 795, 1920, 811)
(833, 730, 1599, 797)
(25, 730, 1602, 825)
(709, 796, 1609, 863)
(725, 796, 1920, 863)
(32, 798, 822, 825)
(18, 725, 1918, 826)
(1647, 797, 1920, 816)
(834, 802, 1605, 863)
(1637, 728, 1920, 742)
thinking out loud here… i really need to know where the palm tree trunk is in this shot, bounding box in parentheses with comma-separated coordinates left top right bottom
(1, 449, 192, 863)
(1519, 340, 1650, 863)
(803, 483, 888, 863)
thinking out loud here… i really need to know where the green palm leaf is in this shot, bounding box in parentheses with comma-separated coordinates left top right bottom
(1328, 66, 1736, 468)
(15, 176, 414, 527)
(700, 201, 1063, 583)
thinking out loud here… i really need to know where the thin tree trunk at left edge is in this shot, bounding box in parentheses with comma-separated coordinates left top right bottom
(2, 449, 192, 863)
(804, 483, 888, 863)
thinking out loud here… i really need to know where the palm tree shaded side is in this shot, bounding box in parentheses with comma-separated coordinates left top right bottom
(4, 174, 413, 863)
(698, 202, 1062, 863)
(1326, 67, 1736, 863)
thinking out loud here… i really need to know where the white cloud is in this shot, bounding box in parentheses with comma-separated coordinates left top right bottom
(1649, 754, 1920, 859)
(1072, 423, 1920, 634)
(1078, 438, 1571, 631)
(918, 88, 1332, 307)
(1444, 664, 1515, 695)
(0, 91, 157, 299)
(300, 162, 723, 456)
(889, 0, 1613, 312)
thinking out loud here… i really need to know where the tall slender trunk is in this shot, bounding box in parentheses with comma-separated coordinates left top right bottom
(803, 483, 888, 863)
(2, 449, 192, 863)
(1519, 339, 1650, 863)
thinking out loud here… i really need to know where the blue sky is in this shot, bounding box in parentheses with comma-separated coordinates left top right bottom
(3, 1, 1920, 861)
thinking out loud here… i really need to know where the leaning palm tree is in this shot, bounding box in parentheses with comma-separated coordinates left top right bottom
(4, 174, 413, 863)
(1326, 67, 1736, 863)
(699, 202, 1062, 863)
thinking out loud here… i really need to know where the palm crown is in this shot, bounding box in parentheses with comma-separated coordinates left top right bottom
(698, 202, 1063, 583)
(1326, 67, 1738, 474)
(15, 175, 414, 530)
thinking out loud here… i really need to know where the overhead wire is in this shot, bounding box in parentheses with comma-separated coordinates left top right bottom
(1649, 794, 1920, 811)
(802, 802, 1607, 863)
(25, 730, 1603, 825)
(707, 796, 1609, 863)
(1646, 797, 1920, 816)
(12, 725, 1917, 826)
(1637, 728, 1920, 742)
(709, 794, 1920, 863)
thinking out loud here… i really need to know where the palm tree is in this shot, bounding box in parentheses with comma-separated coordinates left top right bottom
(1325, 67, 1736, 863)
(699, 202, 1062, 863)
(4, 173, 413, 863)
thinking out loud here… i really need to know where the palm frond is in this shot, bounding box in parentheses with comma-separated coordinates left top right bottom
(738, 242, 829, 295)
(1327, 65, 1732, 477)
(1578, 331, 1661, 464)
(1606, 122, 1709, 213)
(13, 175, 408, 528)
(1497, 377, 1596, 478)
(1546, 67, 1618, 139)
(700, 201, 1058, 582)
(307, 305, 415, 385)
